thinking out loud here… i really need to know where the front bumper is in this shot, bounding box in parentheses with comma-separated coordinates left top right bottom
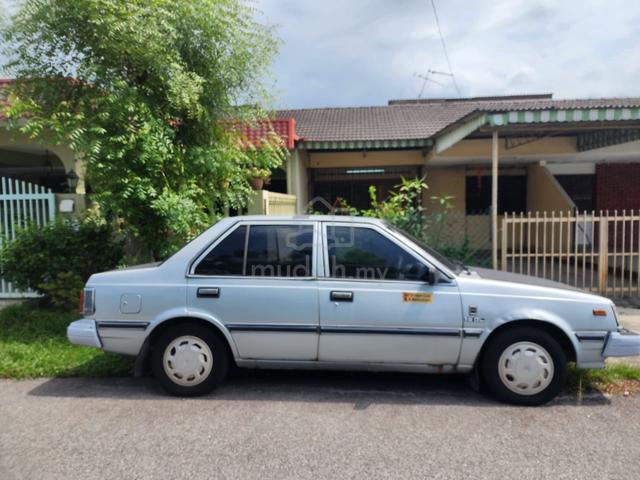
(67, 319, 102, 348)
(602, 329, 640, 357)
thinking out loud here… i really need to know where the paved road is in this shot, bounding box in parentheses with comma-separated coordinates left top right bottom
(1, 371, 639, 480)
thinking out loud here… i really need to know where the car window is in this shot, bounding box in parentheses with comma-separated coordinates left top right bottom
(326, 226, 427, 281)
(194, 226, 247, 276)
(246, 225, 313, 277)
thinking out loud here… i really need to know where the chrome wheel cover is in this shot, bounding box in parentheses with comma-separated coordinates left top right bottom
(498, 341, 554, 396)
(163, 335, 213, 387)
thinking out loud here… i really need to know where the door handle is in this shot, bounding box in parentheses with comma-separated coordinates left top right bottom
(197, 287, 220, 298)
(330, 290, 353, 302)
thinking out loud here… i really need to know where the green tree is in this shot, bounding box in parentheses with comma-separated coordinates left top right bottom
(1, 0, 285, 259)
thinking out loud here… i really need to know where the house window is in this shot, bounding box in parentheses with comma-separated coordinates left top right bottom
(311, 166, 421, 212)
(465, 174, 527, 215)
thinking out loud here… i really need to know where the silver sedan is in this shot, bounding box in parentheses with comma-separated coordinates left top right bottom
(68, 216, 640, 405)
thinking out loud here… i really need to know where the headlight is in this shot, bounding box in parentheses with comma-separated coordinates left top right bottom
(82, 287, 96, 316)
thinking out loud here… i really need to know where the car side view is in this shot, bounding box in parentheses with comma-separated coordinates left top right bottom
(68, 215, 640, 405)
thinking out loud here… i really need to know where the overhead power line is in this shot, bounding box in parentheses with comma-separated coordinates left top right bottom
(429, 0, 461, 95)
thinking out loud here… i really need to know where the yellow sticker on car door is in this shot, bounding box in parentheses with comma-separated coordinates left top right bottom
(402, 292, 433, 303)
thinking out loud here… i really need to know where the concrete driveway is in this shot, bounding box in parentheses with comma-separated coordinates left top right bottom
(1, 371, 639, 480)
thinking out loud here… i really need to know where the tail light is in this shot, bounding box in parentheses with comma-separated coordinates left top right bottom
(81, 288, 96, 316)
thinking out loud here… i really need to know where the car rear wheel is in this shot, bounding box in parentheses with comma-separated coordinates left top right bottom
(481, 327, 567, 406)
(152, 323, 229, 396)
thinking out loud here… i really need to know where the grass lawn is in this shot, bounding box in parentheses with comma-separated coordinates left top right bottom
(1, 301, 640, 395)
(0, 302, 133, 379)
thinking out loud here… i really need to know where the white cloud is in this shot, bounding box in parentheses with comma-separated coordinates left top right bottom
(258, 0, 640, 108)
(2, 0, 639, 108)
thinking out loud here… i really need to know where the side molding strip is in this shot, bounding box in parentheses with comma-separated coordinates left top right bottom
(97, 321, 150, 330)
(226, 324, 463, 337)
(227, 324, 318, 333)
(320, 326, 461, 337)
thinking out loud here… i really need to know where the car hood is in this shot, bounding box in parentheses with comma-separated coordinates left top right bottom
(471, 267, 582, 292)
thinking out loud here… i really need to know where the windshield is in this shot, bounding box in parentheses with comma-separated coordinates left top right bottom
(386, 224, 462, 274)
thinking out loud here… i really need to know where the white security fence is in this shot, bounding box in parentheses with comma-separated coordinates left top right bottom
(0, 177, 56, 298)
(502, 210, 640, 297)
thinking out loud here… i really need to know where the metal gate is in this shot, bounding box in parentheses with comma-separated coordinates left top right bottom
(501, 210, 640, 297)
(0, 177, 56, 298)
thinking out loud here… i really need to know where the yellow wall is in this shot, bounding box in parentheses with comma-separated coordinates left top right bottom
(527, 164, 574, 214)
(438, 136, 577, 157)
(423, 166, 466, 213)
(308, 150, 425, 168)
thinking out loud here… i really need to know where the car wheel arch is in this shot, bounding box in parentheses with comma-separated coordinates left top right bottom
(135, 315, 238, 377)
(476, 319, 577, 369)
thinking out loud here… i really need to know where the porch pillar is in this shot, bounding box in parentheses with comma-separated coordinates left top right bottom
(491, 130, 499, 269)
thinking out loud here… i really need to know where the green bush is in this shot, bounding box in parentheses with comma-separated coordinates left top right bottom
(1, 217, 124, 310)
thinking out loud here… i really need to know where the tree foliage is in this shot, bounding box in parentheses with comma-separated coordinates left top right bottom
(1, 0, 285, 258)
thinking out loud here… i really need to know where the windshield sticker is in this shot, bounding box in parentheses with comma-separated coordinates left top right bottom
(402, 292, 433, 303)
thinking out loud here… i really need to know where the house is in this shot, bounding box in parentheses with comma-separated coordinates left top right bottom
(273, 94, 640, 272)
(277, 94, 640, 214)
(3, 84, 640, 280)
(0, 79, 86, 214)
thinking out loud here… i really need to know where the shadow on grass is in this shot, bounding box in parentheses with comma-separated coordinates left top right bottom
(27, 367, 611, 408)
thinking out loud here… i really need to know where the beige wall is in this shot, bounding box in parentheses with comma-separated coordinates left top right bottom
(286, 148, 308, 213)
(0, 128, 85, 194)
(247, 190, 297, 216)
(308, 150, 425, 168)
(423, 166, 466, 213)
(527, 164, 574, 214)
(438, 136, 577, 158)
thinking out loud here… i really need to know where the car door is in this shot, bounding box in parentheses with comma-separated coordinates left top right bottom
(187, 221, 320, 361)
(318, 222, 463, 365)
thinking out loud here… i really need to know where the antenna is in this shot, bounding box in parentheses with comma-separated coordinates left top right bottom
(414, 69, 454, 99)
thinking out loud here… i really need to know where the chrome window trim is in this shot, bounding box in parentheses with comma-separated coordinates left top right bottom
(319, 221, 454, 284)
(188, 220, 319, 279)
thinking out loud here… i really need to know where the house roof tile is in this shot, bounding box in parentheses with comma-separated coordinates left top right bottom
(276, 103, 478, 142)
(278, 95, 640, 143)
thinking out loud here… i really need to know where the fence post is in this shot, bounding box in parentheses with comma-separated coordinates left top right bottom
(598, 213, 609, 295)
(501, 214, 508, 271)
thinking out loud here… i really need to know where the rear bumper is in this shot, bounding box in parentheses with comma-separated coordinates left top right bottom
(602, 329, 640, 358)
(67, 319, 102, 348)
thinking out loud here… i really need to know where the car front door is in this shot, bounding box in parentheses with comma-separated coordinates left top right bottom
(318, 222, 463, 365)
(187, 221, 320, 361)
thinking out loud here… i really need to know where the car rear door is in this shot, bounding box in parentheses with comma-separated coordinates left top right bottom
(317, 222, 463, 365)
(187, 220, 320, 361)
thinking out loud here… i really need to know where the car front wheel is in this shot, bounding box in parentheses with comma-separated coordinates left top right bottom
(152, 323, 229, 396)
(481, 327, 567, 406)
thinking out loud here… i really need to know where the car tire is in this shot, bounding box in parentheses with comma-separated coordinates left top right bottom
(151, 323, 229, 396)
(481, 327, 567, 406)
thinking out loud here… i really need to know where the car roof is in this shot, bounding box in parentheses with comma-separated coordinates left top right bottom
(226, 215, 388, 225)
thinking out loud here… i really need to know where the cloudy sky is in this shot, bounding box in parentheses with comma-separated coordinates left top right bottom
(258, 0, 640, 108)
(2, 0, 640, 109)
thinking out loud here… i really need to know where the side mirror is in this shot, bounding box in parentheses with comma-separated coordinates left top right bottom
(427, 268, 441, 285)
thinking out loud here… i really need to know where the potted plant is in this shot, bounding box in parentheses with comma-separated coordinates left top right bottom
(248, 167, 270, 190)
